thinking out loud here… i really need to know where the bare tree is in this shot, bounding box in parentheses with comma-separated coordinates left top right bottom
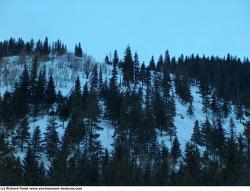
(83, 55, 94, 79)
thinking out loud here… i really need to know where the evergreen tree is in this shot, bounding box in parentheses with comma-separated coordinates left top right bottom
(70, 76, 83, 118)
(183, 142, 201, 183)
(45, 75, 56, 108)
(100, 149, 111, 185)
(122, 46, 134, 86)
(234, 103, 244, 123)
(74, 43, 83, 57)
(140, 62, 146, 88)
(14, 116, 30, 151)
(223, 118, 240, 184)
(202, 118, 212, 152)
(171, 136, 181, 167)
(134, 52, 140, 84)
(153, 88, 166, 136)
(31, 126, 43, 157)
(161, 62, 171, 100)
(191, 120, 202, 146)
(43, 114, 60, 160)
(33, 69, 46, 112)
(84, 93, 102, 157)
(43, 37, 50, 56)
(157, 55, 164, 72)
(210, 92, 219, 116)
(23, 148, 40, 185)
(148, 56, 156, 71)
(63, 113, 85, 148)
(200, 83, 211, 118)
(14, 64, 30, 117)
(113, 50, 119, 69)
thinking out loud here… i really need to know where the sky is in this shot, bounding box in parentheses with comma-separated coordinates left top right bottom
(0, 0, 250, 62)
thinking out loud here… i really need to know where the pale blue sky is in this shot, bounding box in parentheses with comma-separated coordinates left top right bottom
(1, 0, 249, 62)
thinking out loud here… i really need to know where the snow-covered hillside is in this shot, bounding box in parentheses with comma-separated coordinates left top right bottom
(0, 54, 246, 164)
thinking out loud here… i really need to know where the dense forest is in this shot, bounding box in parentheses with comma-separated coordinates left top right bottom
(0, 37, 250, 186)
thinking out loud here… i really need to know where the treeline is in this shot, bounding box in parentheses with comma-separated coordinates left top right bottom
(0, 44, 250, 185)
(169, 53, 250, 109)
(0, 37, 84, 59)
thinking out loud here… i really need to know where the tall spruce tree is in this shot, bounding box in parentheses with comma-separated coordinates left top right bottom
(43, 114, 60, 160)
(14, 116, 30, 151)
(45, 75, 56, 108)
(122, 46, 134, 86)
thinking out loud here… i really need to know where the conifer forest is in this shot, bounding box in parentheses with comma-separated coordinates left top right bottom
(0, 37, 250, 186)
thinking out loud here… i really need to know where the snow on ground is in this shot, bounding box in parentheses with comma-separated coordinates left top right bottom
(98, 120, 115, 151)
(0, 55, 246, 153)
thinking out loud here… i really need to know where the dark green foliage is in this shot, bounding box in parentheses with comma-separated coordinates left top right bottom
(14, 116, 30, 151)
(122, 46, 134, 86)
(1, 42, 250, 185)
(171, 136, 181, 167)
(31, 126, 43, 157)
(45, 75, 56, 108)
(43, 114, 60, 160)
(74, 43, 83, 57)
(191, 120, 202, 146)
(23, 148, 40, 185)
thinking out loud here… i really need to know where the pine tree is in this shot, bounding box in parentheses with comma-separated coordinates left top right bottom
(153, 87, 166, 136)
(210, 92, 219, 116)
(70, 76, 83, 118)
(84, 93, 102, 157)
(14, 64, 30, 117)
(64, 113, 85, 148)
(234, 103, 244, 123)
(166, 93, 176, 141)
(134, 52, 140, 84)
(43, 37, 50, 56)
(104, 55, 111, 65)
(100, 149, 110, 184)
(31, 126, 43, 157)
(122, 46, 134, 86)
(184, 142, 201, 180)
(171, 136, 181, 167)
(23, 147, 39, 185)
(200, 83, 211, 118)
(140, 62, 146, 88)
(15, 116, 30, 151)
(191, 120, 202, 146)
(161, 62, 171, 100)
(0, 156, 24, 185)
(57, 92, 69, 129)
(224, 118, 240, 184)
(148, 56, 156, 71)
(222, 100, 231, 118)
(113, 50, 119, 69)
(43, 114, 60, 160)
(74, 43, 83, 57)
(202, 118, 212, 152)
(38, 162, 46, 185)
(157, 55, 164, 72)
(33, 69, 46, 114)
(156, 145, 169, 185)
(45, 75, 56, 108)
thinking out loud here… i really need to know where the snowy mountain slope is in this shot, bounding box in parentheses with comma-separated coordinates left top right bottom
(0, 54, 246, 157)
